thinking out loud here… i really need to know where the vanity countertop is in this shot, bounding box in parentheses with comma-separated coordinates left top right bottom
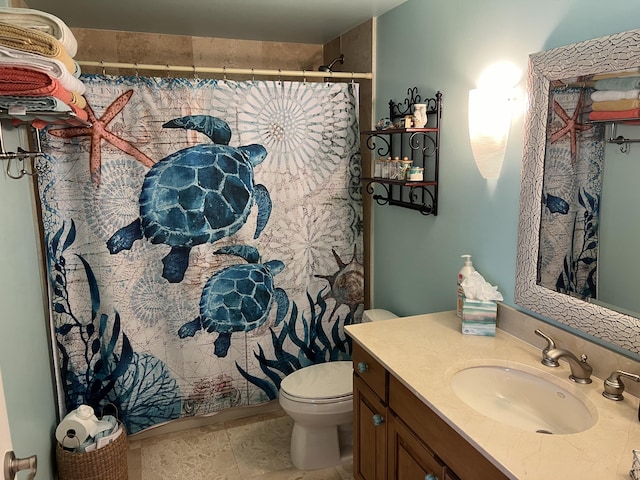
(345, 310, 640, 479)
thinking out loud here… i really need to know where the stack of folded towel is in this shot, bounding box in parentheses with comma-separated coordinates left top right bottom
(0, 7, 87, 128)
(589, 74, 640, 122)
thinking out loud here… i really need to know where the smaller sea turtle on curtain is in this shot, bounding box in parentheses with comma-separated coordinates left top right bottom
(178, 245, 289, 357)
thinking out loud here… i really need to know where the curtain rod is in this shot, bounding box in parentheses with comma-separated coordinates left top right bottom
(76, 61, 373, 80)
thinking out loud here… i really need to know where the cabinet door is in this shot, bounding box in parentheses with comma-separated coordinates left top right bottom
(443, 467, 461, 480)
(388, 413, 444, 480)
(389, 375, 508, 480)
(353, 374, 387, 480)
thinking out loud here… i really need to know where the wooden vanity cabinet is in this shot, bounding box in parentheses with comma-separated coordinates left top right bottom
(389, 375, 507, 480)
(387, 412, 446, 479)
(352, 342, 508, 480)
(353, 343, 388, 480)
(354, 374, 387, 480)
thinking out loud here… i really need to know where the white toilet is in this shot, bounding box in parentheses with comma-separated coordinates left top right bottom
(278, 308, 397, 470)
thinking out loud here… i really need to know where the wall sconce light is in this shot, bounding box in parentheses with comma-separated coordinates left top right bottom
(468, 62, 520, 179)
(468, 88, 513, 179)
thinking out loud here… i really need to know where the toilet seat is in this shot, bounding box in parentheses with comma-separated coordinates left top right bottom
(280, 361, 352, 404)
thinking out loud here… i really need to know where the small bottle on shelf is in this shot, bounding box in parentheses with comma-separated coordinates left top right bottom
(374, 157, 383, 177)
(400, 157, 412, 180)
(391, 157, 400, 179)
(383, 157, 392, 178)
(404, 115, 413, 129)
(407, 166, 424, 181)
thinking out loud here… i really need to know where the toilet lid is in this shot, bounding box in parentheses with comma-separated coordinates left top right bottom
(280, 361, 352, 400)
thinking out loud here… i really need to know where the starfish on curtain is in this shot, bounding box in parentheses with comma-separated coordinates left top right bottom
(48, 90, 155, 185)
(550, 92, 592, 163)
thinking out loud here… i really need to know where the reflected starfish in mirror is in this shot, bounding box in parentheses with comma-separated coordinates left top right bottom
(48, 90, 155, 185)
(550, 91, 592, 163)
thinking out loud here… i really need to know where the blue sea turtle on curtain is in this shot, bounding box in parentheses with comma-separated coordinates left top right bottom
(106, 115, 273, 283)
(178, 245, 289, 357)
(39, 76, 362, 432)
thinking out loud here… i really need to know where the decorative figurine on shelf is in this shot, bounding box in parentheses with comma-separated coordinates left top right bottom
(413, 103, 427, 127)
(375, 117, 392, 130)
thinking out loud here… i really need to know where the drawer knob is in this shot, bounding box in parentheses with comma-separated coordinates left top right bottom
(425, 474, 438, 480)
(357, 361, 369, 373)
(372, 414, 384, 426)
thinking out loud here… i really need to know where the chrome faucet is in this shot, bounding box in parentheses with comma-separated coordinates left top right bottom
(545, 348, 593, 384)
(534, 329, 560, 367)
(602, 370, 640, 401)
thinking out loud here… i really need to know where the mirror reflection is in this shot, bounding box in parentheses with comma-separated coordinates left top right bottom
(538, 72, 640, 317)
(516, 28, 640, 358)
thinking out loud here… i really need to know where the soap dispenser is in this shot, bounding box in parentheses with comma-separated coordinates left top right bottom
(457, 254, 475, 318)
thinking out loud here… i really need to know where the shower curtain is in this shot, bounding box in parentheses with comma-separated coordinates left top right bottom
(37, 74, 363, 434)
(538, 86, 604, 299)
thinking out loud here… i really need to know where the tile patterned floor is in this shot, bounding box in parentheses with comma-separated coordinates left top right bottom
(127, 410, 354, 480)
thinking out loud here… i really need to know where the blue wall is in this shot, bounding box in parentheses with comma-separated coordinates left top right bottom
(0, 161, 57, 477)
(373, 0, 640, 317)
(598, 122, 640, 313)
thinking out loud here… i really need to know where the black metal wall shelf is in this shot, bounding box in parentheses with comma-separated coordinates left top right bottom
(361, 88, 442, 215)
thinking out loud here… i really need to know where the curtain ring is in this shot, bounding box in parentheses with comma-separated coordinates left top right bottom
(100, 60, 105, 76)
(134, 62, 139, 78)
(351, 72, 355, 84)
(223, 66, 227, 82)
(166, 64, 171, 78)
(278, 68, 282, 85)
(193, 65, 198, 80)
(302, 69, 306, 85)
(251, 67, 255, 83)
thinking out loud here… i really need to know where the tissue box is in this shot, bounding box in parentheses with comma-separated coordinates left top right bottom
(461, 298, 497, 336)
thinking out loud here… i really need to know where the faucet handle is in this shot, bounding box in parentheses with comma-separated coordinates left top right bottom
(534, 329, 559, 367)
(602, 370, 640, 401)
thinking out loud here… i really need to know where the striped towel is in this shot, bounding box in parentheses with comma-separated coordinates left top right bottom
(0, 66, 87, 121)
(591, 89, 640, 102)
(68, 90, 86, 109)
(592, 99, 640, 111)
(593, 76, 640, 91)
(0, 22, 76, 74)
(588, 108, 640, 121)
(0, 7, 77, 57)
(0, 95, 71, 112)
(0, 45, 85, 94)
(591, 69, 640, 81)
(12, 113, 88, 130)
(0, 95, 89, 128)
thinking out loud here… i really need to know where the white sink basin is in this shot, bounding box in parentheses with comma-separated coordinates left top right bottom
(451, 365, 596, 434)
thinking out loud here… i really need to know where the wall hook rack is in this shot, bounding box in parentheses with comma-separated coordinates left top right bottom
(5, 151, 47, 179)
(607, 122, 640, 153)
(0, 121, 47, 180)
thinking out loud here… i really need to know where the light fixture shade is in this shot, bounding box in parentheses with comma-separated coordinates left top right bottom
(468, 88, 512, 179)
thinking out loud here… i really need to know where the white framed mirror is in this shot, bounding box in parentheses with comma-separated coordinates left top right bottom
(516, 28, 640, 358)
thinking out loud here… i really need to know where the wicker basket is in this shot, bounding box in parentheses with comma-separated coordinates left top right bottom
(55, 424, 128, 480)
(631, 450, 640, 480)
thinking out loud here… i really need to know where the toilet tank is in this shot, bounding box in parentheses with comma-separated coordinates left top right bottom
(362, 309, 398, 322)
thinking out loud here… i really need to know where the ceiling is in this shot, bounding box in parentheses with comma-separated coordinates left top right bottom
(25, 0, 407, 44)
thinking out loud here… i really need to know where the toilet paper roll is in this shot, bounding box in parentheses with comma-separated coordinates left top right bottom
(55, 418, 91, 447)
